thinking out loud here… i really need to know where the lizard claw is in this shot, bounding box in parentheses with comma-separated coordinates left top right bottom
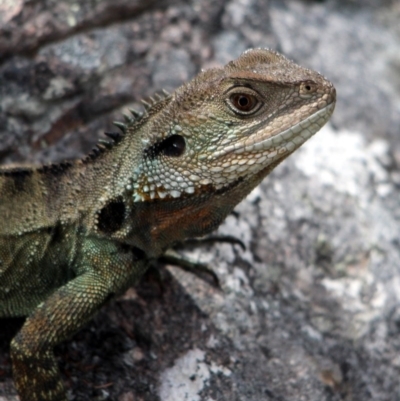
(158, 235, 246, 288)
(158, 249, 221, 288)
(179, 235, 246, 251)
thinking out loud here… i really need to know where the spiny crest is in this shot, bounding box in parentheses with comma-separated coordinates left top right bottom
(83, 90, 172, 163)
(114, 89, 171, 131)
(37, 161, 73, 175)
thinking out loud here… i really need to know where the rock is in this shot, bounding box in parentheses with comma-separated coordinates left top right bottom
(1, 0, 400, 400)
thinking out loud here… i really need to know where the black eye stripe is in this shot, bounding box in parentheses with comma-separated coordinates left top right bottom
(146, 134, 186, 159)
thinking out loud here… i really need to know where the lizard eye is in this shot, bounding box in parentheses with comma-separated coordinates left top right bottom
(149, 134, 186, 158)
(227, 91, 262, 115)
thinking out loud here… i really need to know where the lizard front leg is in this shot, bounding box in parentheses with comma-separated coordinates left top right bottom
(10, 238, 147, 401)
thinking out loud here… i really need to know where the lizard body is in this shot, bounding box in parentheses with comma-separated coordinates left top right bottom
(0, 49, 336, 400)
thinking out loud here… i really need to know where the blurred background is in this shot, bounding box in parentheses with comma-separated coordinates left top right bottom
(1, 1, 400, 400)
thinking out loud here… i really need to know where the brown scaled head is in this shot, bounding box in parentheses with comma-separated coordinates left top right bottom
(129, 48, 336, 203)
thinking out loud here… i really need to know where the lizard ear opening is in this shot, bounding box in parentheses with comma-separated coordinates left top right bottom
(147, 134, 186, 158)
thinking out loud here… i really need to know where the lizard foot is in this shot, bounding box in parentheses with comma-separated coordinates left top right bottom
(176, 235, 246, 251)
(158, 235, 246, 288)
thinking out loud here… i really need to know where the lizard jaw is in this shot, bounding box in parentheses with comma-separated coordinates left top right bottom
(213, 102, 335, 160)
(243, 101, 335, 154)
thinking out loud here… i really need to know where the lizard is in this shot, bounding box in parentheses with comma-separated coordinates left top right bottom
(0, 48, 336, 401)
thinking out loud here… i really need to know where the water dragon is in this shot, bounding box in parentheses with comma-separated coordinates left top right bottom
(0, 49, 336, 400)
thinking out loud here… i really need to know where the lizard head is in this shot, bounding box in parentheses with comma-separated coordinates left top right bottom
(128, 48, 336, 203)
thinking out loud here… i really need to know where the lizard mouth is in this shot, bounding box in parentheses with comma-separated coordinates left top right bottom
(213, 102, 335, 159)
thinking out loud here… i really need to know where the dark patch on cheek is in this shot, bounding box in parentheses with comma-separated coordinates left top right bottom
(97, 197, 126, 234)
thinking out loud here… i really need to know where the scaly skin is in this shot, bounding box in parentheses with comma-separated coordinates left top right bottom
(0, 49, 336, 400)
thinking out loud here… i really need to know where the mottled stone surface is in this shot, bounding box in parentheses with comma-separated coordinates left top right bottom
(1, 0, 400, 400)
